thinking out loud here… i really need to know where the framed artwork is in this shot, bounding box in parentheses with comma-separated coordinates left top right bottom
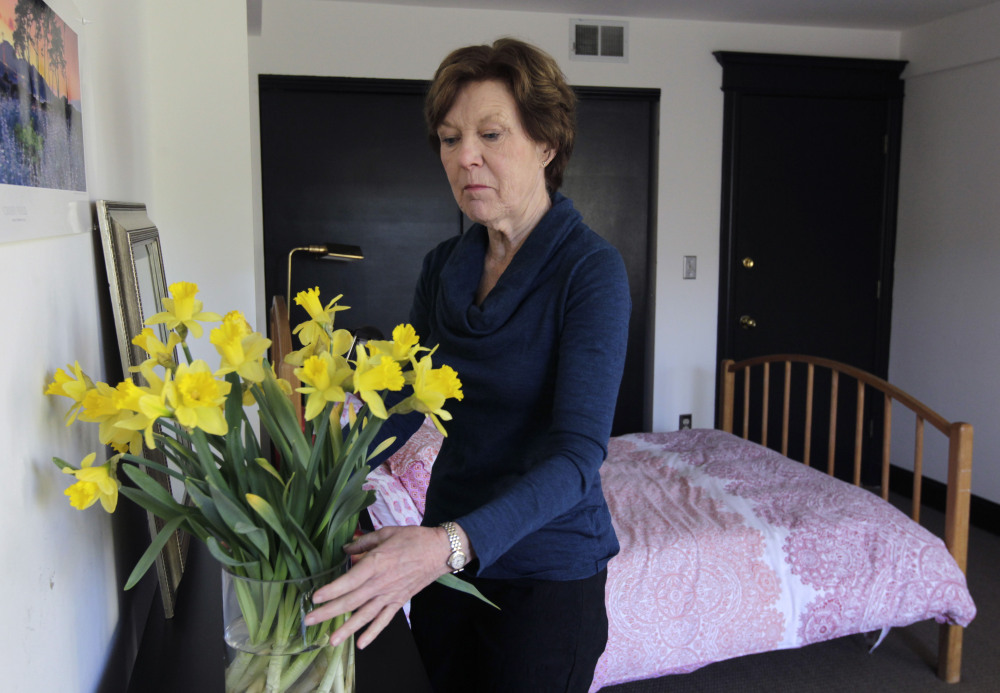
(97, 200, 188, 618)
(0, 0, 89, 244)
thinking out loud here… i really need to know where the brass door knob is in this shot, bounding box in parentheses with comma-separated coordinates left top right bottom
(742, 256, 755, 269)
(739, 315, 757, 329)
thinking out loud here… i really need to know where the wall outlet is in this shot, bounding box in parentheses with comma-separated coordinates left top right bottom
(679, 414, 692, 430)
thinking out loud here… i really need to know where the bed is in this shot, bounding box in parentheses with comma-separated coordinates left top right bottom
(363, 354, 976, 689)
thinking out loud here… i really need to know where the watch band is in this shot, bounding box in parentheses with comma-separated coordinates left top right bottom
(440, 521, 467, 573)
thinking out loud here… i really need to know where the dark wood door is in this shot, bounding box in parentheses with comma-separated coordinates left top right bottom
(563, 88, 659, 434)
(714, 52, 906, 479)
(259, 77, 658, 436)
(259, 78, 457, 335)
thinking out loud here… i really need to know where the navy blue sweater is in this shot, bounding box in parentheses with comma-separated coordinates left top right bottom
(383, 193, 630, 580)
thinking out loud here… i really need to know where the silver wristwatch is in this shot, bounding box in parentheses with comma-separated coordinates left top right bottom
(440, 521, 467, 573)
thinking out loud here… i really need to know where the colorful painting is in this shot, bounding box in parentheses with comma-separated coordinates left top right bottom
(0, 0, 87, 244)
(0, 0, 84, 191)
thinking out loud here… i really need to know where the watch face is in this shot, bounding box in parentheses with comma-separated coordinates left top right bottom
(448, 550, 467, 570)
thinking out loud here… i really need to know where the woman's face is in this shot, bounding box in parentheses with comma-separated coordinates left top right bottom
(436, 79, 553, 236)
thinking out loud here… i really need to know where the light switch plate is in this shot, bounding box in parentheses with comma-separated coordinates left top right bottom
(683, 255, 697, 279)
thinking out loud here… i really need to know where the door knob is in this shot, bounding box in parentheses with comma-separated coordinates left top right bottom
(739, 315, 757, 329)
(742, 256, 755, 269)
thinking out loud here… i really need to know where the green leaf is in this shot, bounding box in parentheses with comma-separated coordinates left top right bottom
(435, 573, 500, 609)
(245, 493, 296, 556)
(184, 480, 238, 543)
(223, 373, 247, 495)
(120, 464, 185, 511)
(258, 367, 310, 462)
(205, 536, 257, 568)
(253, 389, 293, 466)
(254, 457, 285, 485)
(150, 430, 201, 478)
(284, 513, 323, 577)
(366, 435, 396, 463)
(118, 487, 186, 523)
(321, 470, 369, 546)
(190, 429, 228, 490)
(124, 515, 187, 589)
(304, 401, 334, 476)
(51, 456, 74, 472)
(210, 483, 270, 559)
(120, 453, 185, 483)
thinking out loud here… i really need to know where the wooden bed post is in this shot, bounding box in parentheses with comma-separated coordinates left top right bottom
(720, 360, 735, 433)
(939, 421, 973, 684)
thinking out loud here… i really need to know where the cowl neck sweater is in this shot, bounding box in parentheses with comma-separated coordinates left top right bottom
(402, 193, 631, 580)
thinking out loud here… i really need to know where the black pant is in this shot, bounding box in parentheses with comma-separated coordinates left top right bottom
(410, 569, 608, 693)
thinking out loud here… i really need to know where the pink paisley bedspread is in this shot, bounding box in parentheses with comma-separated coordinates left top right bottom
(364, 427, 976, 692)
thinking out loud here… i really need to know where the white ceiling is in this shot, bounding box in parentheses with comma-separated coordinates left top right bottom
(348, 0, 998, 31)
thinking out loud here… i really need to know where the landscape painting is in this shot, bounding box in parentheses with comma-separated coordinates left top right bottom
(0, 0, 88, 244)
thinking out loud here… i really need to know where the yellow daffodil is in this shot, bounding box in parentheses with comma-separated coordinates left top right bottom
(211, 311, 272, 383)
(76, 380, 145, 454)
(116, 366, 173, 449)
(294, 287, 349, 324)
(62, 453, 119, 512)
(352, 345, 405, 419)
(132, 328, 181, 370)
(291, 320, 328, 351)
(168, 361, 230, 435)
(393, 354, 463, 435)
(111, 378, 146, 413)
(294, 352, 354, 421)
(292, 288, 351, 350)
(78, 381, 119, 422)
(44, 361, 93, 424)
(101, 420, 143, 456)
(105, 380, 148, 453)
(366, 324, 424, 363)
(146, 281, 222, 339)
(285, 327, 354, 366)
(275, 376, 294, 398)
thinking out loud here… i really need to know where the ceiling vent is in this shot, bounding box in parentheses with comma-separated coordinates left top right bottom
(570, 19, 628, 63)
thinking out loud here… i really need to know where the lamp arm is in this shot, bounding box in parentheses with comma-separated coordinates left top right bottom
(286, 245, 328, 305)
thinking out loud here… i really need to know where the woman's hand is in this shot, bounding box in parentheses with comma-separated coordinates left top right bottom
(304, 524, 462, 649)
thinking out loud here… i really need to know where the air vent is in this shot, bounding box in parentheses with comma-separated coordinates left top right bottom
(570, 19, 628, 63)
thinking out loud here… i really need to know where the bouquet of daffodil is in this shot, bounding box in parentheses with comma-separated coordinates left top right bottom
(46, 282, 463, 693)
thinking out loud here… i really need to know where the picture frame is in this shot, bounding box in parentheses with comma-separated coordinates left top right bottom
(97, 200, 188, 618)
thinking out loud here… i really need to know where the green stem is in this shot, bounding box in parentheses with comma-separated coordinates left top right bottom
(224, 650, 254, 692)
(277, 647, 321, 690)
(226, 649, 269, 693)
(315, 612, 352, 693)
(265, 654, 288, 692)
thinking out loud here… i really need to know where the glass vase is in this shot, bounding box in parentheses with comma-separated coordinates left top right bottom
(221, 562, 354, 693)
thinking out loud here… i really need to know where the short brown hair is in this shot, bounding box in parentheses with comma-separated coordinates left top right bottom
(425, 37, 576, 193)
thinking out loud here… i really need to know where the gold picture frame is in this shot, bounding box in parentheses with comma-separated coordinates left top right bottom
(97, 200, 188, 618)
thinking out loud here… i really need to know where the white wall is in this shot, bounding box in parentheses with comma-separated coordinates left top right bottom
(247, 0, 900, 434)
(145, 0, 256, 353)
(1, 2, 143, 690)
(892, 2, 1000, 503)
(0, 0, 254, 690)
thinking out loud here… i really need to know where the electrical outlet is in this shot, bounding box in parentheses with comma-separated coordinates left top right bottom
(679, 414, 692, 430)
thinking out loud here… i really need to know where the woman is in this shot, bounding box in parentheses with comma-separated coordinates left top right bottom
(305, 38, 630, 692)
